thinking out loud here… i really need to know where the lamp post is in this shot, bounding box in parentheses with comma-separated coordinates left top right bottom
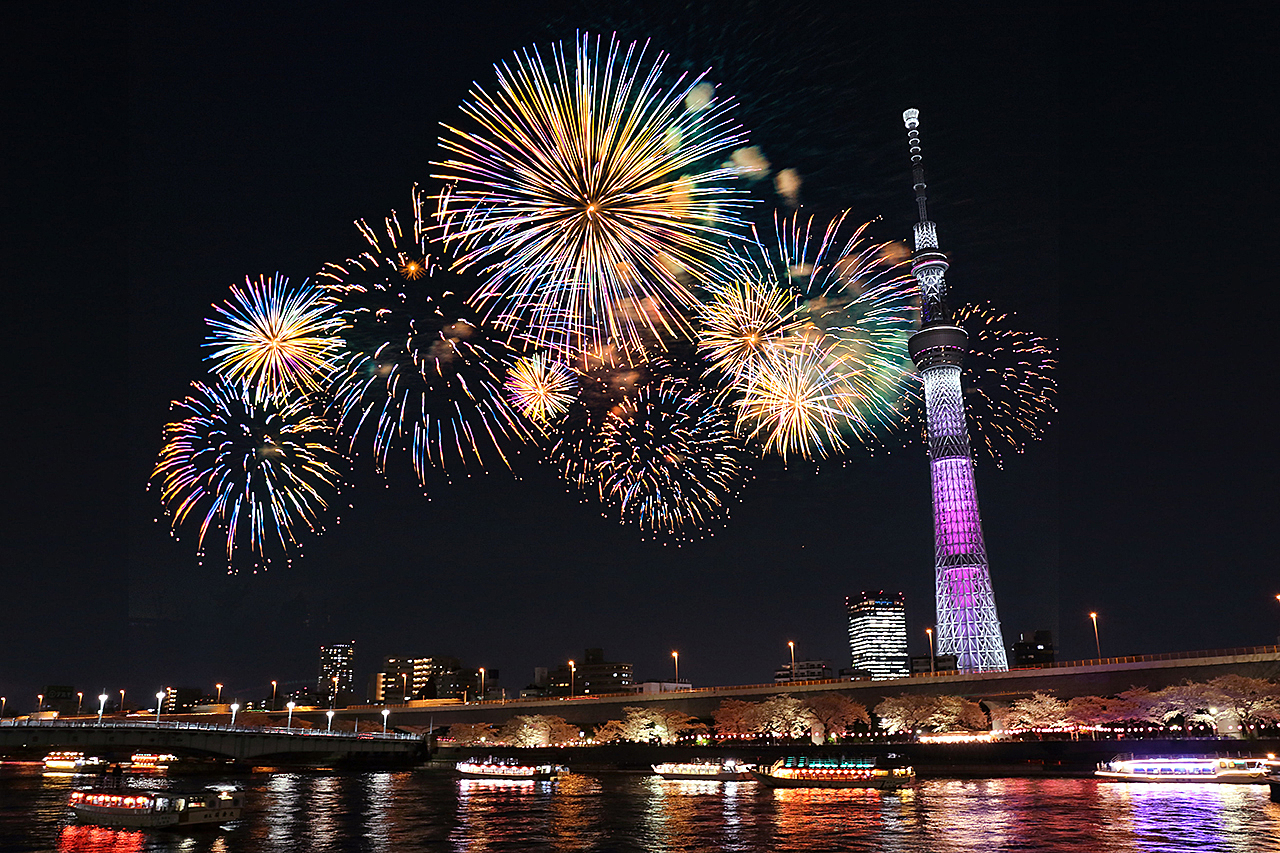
(331, 676, 339, 708)
(326, 709, 334, 732)
(97, 693, 108, 725)
(119, 689, 126, 716)
(215, 683, 223, 704)
(381, 708, 389, 734)
(1089, 612, 1101, 659)
(270, 680, 278, 711)
(76, 692, 83, 716)
(286, 701, 296, 729)
(672, 651, 679, 686)
(401, 673, 409, 703)
(788, 641, 796, 682)
(568, 660, 576, 698)
(155, 691, 166, 725)
(230, 703, 240, 726)
(926, 628, 935, 673)
(478, 668, 486, 702)
(1, 696, 6, 719)
(37, 693, 43, 714)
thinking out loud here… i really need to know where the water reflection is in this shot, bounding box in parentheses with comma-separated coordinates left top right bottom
(57, 825, 145, 853)
(1105, 782, 1276, 853)
(452, 772, 559, 852)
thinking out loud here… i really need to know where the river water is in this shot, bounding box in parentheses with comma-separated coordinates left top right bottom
(2, 766, 1278, 852)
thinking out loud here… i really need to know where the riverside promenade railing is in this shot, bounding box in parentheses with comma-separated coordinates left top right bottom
(0, 718, 417, 740)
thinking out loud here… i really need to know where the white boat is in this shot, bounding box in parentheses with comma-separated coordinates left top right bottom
(652, 759, 754, 781)
(68, 787, 243, 828)
(456, 758, 564, 781)
(1096, 755, 1272, 783)
(43, 752, 105, 773)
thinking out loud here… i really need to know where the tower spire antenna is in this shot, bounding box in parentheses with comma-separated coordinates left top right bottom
(902, 108, 1008, 674)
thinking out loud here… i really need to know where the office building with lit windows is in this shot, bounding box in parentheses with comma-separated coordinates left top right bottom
(317, 641, 356, 698)
(846, 591, 909, 680)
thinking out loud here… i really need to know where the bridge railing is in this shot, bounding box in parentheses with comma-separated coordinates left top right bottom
(0, 718, 418, 741)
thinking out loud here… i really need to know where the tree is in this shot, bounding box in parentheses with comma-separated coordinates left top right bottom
(450, 723, 496, 745)
(755, 695, 817, 740)
(874, 694, 938, 735)
(1152, 683, 1215, 731)
(497, 715, 580, 747)
(593, 706, 705, 744)
(1108, 687, 1163, 724)
(930, 695, 988, 732)
(714, 699, 760, 738)
(806, 694, 870, 741)
(1007, 692, 1069, 732)
(1065, 695, 1111, 734)
(1206, 675, 1280, 734)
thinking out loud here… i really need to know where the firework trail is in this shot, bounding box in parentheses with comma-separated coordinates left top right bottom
(319, 185, 531, 488)
(952, 302, 1057, 466)
(701, 212, 918, 457)
(595, 376, 748, 537)
(434, 33, 752, 353)
(204, 273, 343, 400)
(152, 378, 346, 573)
(506, 352, 579, 425)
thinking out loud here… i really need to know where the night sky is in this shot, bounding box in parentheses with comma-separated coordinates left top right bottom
(3, 2, 1274, 708)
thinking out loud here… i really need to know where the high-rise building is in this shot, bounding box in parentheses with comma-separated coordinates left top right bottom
(548, 648, 634, 696)
(902, 109, 1008, 672)
(1011, 630, 1056, 666)
(318, 641, 356, 699)
(846, 591, 909, 680)
(379, 656, 460, 702)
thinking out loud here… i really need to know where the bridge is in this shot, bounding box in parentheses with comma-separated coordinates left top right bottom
(316, 645, 1280, 730)
(0, 719, 424, 766)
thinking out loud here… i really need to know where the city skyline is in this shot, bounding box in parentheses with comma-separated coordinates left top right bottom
(4, 3, 1276, 706)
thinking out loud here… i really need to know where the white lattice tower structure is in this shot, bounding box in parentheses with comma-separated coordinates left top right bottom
(902, 108, 1008, 672)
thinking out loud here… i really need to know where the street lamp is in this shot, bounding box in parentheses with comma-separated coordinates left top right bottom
(155, 691, 166, 725)
(286, 701, 296, 729)
(788, 641, 796, 682)
(76, 692, 83, 716)
(119, 689, 126, 716)
(672, 651, 679, 686)
(1, 696, 6, 719)
(270, 680, 278, 711)
(326, 709, 335, 732)
(926, 628, 935, 673)
(568, 660, 576, 698)
(1089, 612, 1101, 659)
(37, 693, 43, 714)
(478, 668, 486, 702)
(401, 673, 409, 703)
(331, 676, 339, 708)
(230, 703, 240, 726)
(381, 708, 389, 734)
(97, 693, 108, 725)
(215, 683, 223, 704)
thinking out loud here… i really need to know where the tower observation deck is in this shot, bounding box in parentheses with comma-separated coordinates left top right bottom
(902, 108, 1008, 672)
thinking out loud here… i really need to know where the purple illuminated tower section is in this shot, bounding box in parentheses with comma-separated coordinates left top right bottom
(902, 108, 1008, 672)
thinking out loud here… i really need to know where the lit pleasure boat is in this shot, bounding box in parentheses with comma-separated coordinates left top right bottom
(1095, 755, 1272, 783)
(456, 757, 564, 781)
(43, 752, 106, 773)
(750, 756, 915, 789)
(652, 759, 754, 781)
(68, 788, 243, 828)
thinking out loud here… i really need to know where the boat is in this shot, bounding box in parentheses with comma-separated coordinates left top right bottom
(750, 756, 915, 789)
(127, 753, 178, 774)
(1095, 755, 1272, 783)
(68, 787, 243, 828)
(455, 757, 564, 781)
(43, 752, 106, 773)
(652, 759, 754, 781)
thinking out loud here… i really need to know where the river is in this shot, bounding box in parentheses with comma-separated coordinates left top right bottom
(2, 766, 1278, 852)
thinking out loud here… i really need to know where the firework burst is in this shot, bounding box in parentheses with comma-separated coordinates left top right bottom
(320, 185, 531, 486)
(204, 273, 343, 399)
(702, 213, 918, 456)
(434, 33, 751, 352)
(952, 302, 1057, 466)
(152, 378, 346, 573)
(506, 352, 578, 425)
(595, 376, 747, 537)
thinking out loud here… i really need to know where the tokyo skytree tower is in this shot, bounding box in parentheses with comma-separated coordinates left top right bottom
(902, 109, 1008, 672)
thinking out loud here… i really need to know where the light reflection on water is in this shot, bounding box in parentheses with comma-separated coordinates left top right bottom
(1, 766, 1277, 852)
